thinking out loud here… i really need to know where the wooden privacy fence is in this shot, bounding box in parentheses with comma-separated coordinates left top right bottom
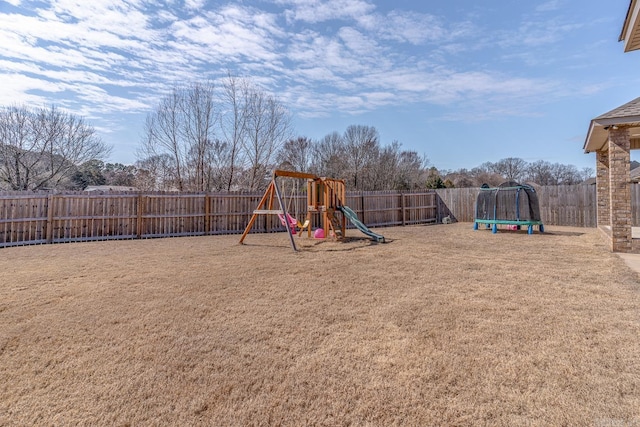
(0, 191, 438, 247)
(437, 184, 601, 228)
(6, 184, 634, 248)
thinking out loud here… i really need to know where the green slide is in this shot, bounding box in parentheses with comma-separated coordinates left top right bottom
(339, 205, 385, 243)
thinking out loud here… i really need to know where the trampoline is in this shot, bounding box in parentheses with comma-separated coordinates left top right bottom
(473, 181, 544, 234)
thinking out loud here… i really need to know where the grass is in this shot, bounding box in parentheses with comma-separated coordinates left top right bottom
(1, 223, 640, 426)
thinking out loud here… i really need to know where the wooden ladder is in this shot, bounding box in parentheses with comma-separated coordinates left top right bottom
(327, 208, 343, 239)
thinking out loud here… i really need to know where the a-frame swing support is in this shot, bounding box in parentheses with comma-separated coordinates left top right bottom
(239, 170, 318, 252)
(273, 176, 297, 251)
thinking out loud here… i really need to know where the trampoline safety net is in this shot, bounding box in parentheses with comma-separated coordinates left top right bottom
(475, 181, 542, 223)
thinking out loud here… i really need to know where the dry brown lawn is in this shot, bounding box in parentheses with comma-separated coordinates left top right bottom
(1, 223, 640, 426)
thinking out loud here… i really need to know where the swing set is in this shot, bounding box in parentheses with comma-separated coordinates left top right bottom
(239, 169, 348, 251)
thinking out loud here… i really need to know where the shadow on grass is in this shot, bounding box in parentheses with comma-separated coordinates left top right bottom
(238, 235, 391, 252)
(307, 236, 391, 252)
(543, 231, 586, 237)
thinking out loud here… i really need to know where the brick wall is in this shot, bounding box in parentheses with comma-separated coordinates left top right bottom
(596, 149, 610, 226)
(608, 127, 631, 252)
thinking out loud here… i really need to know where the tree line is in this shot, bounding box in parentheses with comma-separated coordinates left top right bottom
(0, 105, 110, 190)
(0, 77, 595, 192)
(136, 79, 429, 192)
(440, 157, 595, 188)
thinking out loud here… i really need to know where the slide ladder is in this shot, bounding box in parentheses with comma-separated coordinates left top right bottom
(327, 208, 344, 239)
(339, 205, 385, 243)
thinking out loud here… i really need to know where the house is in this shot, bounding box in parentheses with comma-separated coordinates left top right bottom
(582, 1, 640, 252)
(85, 185, 138, 192)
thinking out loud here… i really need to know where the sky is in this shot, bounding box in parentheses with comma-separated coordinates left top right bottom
(1, 0, 639, 172)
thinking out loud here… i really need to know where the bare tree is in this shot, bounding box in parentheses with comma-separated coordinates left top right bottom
(203, 138, 232, 191)
(442, 169, 473, 188)
(182, 81, 217, 191)
(396, 149, 429, 190)
(343, 125, 380, 190)
(140, 89, 185, 190)
(526, 160, 583, 185)
(311, 131, 347, 179)
(134, 154, 176, 191)
(580, 167, 594, 182)
(139, 77, 292, 192)
(242, 88, 291, 191)
(447, 159, 590, 188)
(490, 157, 528, 182)
(310, 131, 429, 190)
(364, 141, 396, 190)
(220, 73, 250, 191)
(0, 105, 110, 190)
(369, 144, 431, 191)
(526, 160, 555, 185)
(551, 163, 582, 185)
(139, 82, 218, 191)
(277, 136, 315, 172)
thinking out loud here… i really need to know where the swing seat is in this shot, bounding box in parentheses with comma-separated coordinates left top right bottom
(278, 213, 298, 230)
(278, 213, 310, 236)
(296, 219, 310, 236)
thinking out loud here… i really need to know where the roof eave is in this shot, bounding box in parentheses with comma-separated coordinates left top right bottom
(584, 120, 605, 153)
(584, 116, 640, 153)
(620, 0, 640, 52)
(593, 115, 640, 126)
(620, 0, 634, 41)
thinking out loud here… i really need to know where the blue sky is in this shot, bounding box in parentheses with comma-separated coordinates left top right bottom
(0, 0, 638, 172)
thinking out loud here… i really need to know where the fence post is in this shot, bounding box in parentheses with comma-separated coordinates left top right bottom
(205, 194, 211, 235)
(46, 194, 54, 244)
(361, 192, 366, 224)
(136, 193, 143, 239)
(401, 192, 406, 226)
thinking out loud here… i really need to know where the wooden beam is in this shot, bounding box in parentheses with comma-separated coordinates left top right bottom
(253, 209, 284, 214)
(273, 169, 318, 180)
(239, 181, 274, 244)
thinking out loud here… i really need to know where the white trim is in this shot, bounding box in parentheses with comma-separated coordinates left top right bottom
(593, 116, 640, 126)
(622, 0, 640, 52)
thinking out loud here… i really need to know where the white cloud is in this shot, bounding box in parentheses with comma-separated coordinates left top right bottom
(338, 27, 381, 59)
(358, 10, 446, 45)
(535, 0, 563, 12)
(169, 5, 283, 65)
(274, 0, 376, 23)
(0, 73, 66, 106)
(517, 19, 584, 47)
(184, 0, 206, 11)
(0, 0, 600, 147)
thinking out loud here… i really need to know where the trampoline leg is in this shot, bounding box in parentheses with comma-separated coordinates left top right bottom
(473, 222, 478, 230)
(528, 225, 533, 235)
(486, 224, 491, 229)
(492, 224, 498, 234)
(516, 225, 521, 230)
(539, 224, 545, 233)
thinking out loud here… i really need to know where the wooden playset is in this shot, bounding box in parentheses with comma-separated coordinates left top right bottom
(239, 170, 384, 251)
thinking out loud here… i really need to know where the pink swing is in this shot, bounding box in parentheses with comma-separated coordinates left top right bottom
(277, 212, 298, 233)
